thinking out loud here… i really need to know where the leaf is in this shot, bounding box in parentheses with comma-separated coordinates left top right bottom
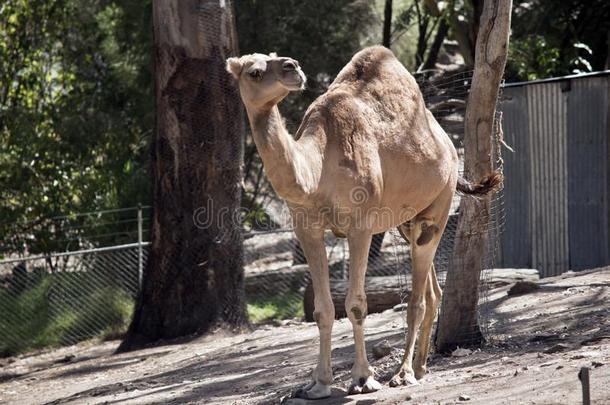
(573, 42, 592, 54)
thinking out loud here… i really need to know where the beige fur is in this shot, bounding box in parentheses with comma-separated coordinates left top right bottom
(228, 46, 459, 398)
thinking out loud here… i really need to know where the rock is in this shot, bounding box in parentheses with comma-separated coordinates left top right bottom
(55, 354, 75, 364)
(372, 340, 393, 359)
(570, 351, 601, 360)
(405, 394, 413, 401)
(544, 343, 569, 354)
(530, 334, 561, 343)
(507, 281, 540, 296)
(581, 335, 610, 346)
(458, 394, 471, 401)
(592, 361, 603, 368)
(452, 347, 472, 357)
(393, 303, 408, 312)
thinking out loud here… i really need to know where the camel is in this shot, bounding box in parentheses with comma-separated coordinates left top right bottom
(226, 46, 500, 399)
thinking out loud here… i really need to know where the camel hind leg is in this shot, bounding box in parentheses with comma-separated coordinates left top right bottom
(390, 181, 453, 386)
(413, 263, 442, 379)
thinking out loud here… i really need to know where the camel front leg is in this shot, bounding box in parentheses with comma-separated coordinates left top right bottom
(293, 226, 334, 400)
(346, 230, 382, 395)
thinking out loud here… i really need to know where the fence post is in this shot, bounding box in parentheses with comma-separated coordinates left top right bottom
(137, 203, 143, 289)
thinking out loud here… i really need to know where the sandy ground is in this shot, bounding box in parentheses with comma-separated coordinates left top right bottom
(1, 267, 609, 405)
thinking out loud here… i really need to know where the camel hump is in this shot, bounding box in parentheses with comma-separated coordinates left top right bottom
(333, 46, 405, 85)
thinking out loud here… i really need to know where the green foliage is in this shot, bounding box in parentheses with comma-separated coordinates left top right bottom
(0, 273, 134, 356)
(507, 0, 610, 81)
(241, 197, 274, 231)
(508, 36, 562, 81)
(0, 0, 153, 254)
(247, 293, 304, 323)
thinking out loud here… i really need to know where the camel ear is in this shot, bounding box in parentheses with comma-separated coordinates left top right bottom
(269, 52, 278, 58)
(226, 57, 243, 79)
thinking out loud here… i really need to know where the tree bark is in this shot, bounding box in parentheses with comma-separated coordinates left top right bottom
(382, 0, 393, 48)
(435, 0, 511, 352)
(119, 0, 246, 351)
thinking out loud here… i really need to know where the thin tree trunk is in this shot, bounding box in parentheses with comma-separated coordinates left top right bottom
(414, 1, 430, 68)
(119, 0, 247, 352)
(448, 0, 484, 67)
(382, 0, 393, 48)
(436, 0, 512, 352)
(422, 17, 449, 70)
(606, 30, 610, 69)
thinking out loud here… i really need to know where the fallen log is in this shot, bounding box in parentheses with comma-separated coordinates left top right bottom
(304, 276, 407, 321)
(245, 264, 309, 298)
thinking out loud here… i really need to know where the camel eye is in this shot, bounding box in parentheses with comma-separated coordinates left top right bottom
(248, 69, 263, 80)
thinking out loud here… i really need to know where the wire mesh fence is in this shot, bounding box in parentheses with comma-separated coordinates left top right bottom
(0, 243, 147, 356)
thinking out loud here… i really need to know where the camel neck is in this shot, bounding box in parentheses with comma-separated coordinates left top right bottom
(246, 104, 318, 203)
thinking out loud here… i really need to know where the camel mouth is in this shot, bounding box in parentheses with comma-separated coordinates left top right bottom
(283, 80, 306, 91)
(281, 71, 307, 91)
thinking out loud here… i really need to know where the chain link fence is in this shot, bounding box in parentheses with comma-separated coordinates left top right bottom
(0, 243, 148, 356)
(0, 207, 150, 356)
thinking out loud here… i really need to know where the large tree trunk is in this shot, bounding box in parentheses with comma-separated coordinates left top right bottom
(119, 0, 246, 351)
(435, 0, 511, 352)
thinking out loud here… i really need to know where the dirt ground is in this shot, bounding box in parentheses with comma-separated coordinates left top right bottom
(1, 267, 609, 405)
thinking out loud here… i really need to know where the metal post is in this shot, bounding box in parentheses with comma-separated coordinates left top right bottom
(579, 367, 590, 405)
(137, 204, 143, 289)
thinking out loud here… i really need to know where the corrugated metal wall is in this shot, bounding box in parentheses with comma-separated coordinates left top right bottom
(499, 86, 531, 268)
(567, 77, 610, 270)
(499, 72, 610, 277)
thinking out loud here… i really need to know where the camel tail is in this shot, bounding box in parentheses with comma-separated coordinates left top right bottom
(456, 171, 503, 195)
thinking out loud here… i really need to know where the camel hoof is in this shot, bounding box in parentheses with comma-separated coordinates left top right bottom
(414, 366, 427, 380)
(293, 381, 331, 400)
(348, 376, 382, 395)
(389, 371, 419, 387)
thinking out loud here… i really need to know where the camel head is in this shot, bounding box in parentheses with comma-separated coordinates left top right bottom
(226, 52, 306, 109)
